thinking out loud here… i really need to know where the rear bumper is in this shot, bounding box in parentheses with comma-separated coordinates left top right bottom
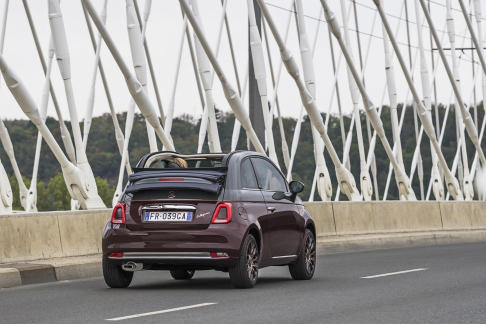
(111, 252, 215, 260)
(106, 252, 235, 269)
(102, 222, 247, 269)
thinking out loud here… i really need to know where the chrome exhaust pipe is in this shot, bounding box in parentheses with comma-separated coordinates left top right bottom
(122, 261, 143, 272)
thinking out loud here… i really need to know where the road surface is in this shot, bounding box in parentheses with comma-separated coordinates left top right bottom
(1, 242, 485, 323)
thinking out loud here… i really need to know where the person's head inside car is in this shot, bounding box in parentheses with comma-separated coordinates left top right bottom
(149, 157, 188, 168)
(168, 157, 187, 168)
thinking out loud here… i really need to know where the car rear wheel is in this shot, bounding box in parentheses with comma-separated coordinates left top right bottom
(229, 234, 259, 289)
(170, 269, 195, 280)
(289, 229, 316, 280)
(103, 257, 133, 288)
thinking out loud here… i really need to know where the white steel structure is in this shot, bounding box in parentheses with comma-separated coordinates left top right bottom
(0, 0, 484, 212)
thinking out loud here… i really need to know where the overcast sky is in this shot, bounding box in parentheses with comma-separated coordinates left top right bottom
(0, 0, 481, 122)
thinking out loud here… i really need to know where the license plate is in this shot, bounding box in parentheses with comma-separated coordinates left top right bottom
(144, 211, 193, 222)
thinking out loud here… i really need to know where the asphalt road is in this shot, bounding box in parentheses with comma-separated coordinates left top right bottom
(1, 242, 485, 324)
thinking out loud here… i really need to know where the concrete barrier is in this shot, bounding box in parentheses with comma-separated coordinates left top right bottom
(331, 201, 443, 234)
(0, 202, 485, 264)
(57, 210, 110, 257)
(439, 201, 486, 229)
(0, 202, 485, 288)
(303, 201, 486, 236)
(0, 213, 63, 262)
(303, 202, 335, 236)
(0, 209, 110, 264)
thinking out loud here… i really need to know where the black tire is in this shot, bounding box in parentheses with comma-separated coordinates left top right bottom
(102, 257, 133, 288)
(289, 229, 316, 280)
(170, 269, 195, 280)
(229, 234, 259, 289)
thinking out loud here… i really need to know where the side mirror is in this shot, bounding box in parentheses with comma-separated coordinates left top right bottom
(289, 181, 304, 194)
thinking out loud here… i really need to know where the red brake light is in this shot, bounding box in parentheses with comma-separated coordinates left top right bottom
(211, 202, 232, 224)
(111, 203, 126, 224)
(210, 252, 229, 258)
(109, 252, 124, 258)
(158, 178, 184, 181)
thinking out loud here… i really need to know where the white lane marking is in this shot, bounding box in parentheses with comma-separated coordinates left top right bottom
(105, 302, 217, 321)
(361, 268, 428, 279)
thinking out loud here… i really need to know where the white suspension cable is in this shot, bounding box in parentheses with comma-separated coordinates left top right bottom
(49, 0, 105, 209)
(82, 0, 174, 152)
(262, 17, 291, 169)
(83, 0, 107, 149)
(376, 0, 463, 200)
(23, 0, 76, 164)
(126, 0, 158, 153)
(180, 0, 264, 153)
(247, 0, 279, 165)
(322, 0, 416, 200)
(260, 0, 361, 201)
(339, 0, 372, 201)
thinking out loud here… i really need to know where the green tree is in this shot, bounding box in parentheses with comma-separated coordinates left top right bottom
(36, 180, 49, 211)
(45, 173, 70, 211)
(95, 176, 115, 207)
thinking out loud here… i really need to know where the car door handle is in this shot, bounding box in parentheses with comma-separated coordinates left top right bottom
(267, 206, 276, 213)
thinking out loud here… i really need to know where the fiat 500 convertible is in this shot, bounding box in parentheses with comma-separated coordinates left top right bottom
(103, 151, 316, 288)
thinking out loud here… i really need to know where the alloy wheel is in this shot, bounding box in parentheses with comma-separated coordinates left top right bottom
(246, 239, 259, 281)
(304, 234, 316, 274)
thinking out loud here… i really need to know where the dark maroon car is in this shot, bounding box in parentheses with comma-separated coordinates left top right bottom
(102, 151, 316, 288)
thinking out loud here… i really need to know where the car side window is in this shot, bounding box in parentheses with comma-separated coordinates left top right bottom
(251, 158, 287, 192)
(240, 158, 259, 189)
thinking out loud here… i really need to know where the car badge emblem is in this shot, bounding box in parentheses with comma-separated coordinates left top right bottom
(168, 191, 176, 199)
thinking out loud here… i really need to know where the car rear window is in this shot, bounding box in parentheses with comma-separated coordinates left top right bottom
(148, 158, 223, 169)
(142, 154, 225, 169)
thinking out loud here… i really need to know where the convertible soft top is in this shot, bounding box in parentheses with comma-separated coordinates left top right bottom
(126, 152, 230, 198)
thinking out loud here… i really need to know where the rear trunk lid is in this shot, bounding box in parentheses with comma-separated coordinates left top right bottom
(124, 168, 225, 230)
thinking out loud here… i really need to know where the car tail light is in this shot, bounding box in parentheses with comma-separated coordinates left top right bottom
(109, 252, 124, 258)
(210, 252, 229, 258)
(111, 203, 125, 224)
(211, 202, 232, 224)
